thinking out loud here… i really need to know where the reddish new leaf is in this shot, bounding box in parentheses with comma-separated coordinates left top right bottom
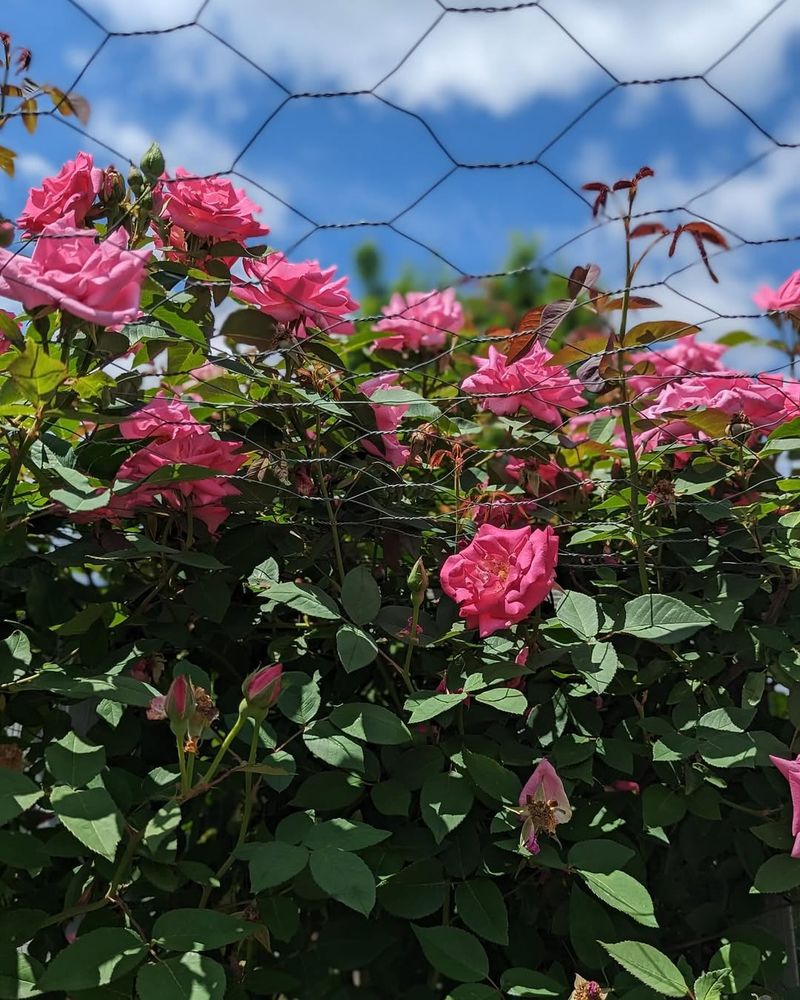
(629, 222, 668, 239)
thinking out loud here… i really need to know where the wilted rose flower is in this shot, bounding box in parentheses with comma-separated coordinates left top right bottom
(461, 344, 586, 425)
(516, 759, 572, 854)
(440, 524, 558, 637)
(374, 288, 464, 352)
(753, 270, 800, 312)
(0, 215, 150, 327)
(570, 974, 608, 1000)
(234, 253, 359, 333)
(17, 152, 103, 233)
(154, 167, 269, 244)
(770, 754, 800, 858)
(360, 372, 411, 469)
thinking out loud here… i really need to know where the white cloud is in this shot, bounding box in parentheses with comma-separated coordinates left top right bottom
(15, 153, 57, 181)
(81, 0, 800, 120)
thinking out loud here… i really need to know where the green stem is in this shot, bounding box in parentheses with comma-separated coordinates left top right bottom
(617, 208, 650, 595)
(314, 413, 345, 586)
(202, 713, 246, 785)
(177, 737, 189, 796)
(401, 601, 421, 691)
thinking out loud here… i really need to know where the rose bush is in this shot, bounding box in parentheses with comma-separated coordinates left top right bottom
(0, 150, 799, 1000)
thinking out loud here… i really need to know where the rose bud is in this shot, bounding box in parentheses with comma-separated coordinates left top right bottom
(127, 165, 145, 196)
(140, 141, 165, 181)
(101, 165, 125, 205)
(240, 662, 283, 718)
(164, 674, 195, 738)
(408, 558, 428, 608)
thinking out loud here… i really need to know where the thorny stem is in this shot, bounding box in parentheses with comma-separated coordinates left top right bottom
(617, 198, 650, 595)
(177, 736, 189, 796)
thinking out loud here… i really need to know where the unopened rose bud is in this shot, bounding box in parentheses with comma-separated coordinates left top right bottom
(0, 220, 14, 249)
(240, 662, 283, 718)
(164, 674, 195, 737)
(101, 165, 125, 205)
(127, 165, 145, 196)
(140, 141, 165, 181)
(408, 558, 428, 607)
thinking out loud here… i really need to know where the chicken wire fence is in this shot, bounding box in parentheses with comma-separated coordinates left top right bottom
(1, 0, 799, 551)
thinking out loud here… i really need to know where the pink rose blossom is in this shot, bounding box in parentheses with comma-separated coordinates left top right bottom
(234, 253, 359, 333)
(0, 215, 150, 328)
(154, 168, 269, 243)
(374, 288, 464, 352)
(627, 334, 727, 396)
(360, 372, 411, 469)
(636, 374, 800, 451)
(754, 270, 800, 312)
(120, 396, 209, 441)
(770, 754, 800, 858)
(146, 695, 167, 721)
(461, 344, 586, 425)
(607, 780, 640, 795)
(440, 523, 558, 637)
(516, 759, 572, 854)
(17, 152, 102, 233)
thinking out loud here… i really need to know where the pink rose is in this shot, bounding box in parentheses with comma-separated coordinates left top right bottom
(154, 168, 269, 243)
(461, 344, 586, 425)
(754, 270, 800, 312)
(0, 216, 150, 328)
(440, 523, 558, 637)
(628, 334, 727, 396)
(516, 759, 572, 854)
(770, 754, 800, 858)
(636, 374, 800, 451)
(120, 396, 209, 441)
(374, 288, 464, 352)
(360, 372, 411, 468)
(234, 253, 359, 333)
(17, 152, 102, 234)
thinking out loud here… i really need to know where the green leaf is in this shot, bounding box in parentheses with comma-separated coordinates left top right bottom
(554, 590, 599, 639)
(455, 879, 509, 945)
(601, 940, 687, 997)
(404, 691, 467, 723)
(152, 909, 251, 952)
(266, 581, 340, 619)
(420, 772, 474, 844)
(0, 630, 31, 681)
(0, 770, 41, 827)
(277, 672, 321, 725)
(330, 702, 412, 745)
(571, 642, 619, 694)
(642, 786, 686, 828)
(446, 987, 500, 1000)
(0, 831, 48, 871)
(303, 818, 389, 852)
(708, 941, 761, 992)
(378, 859, 448, 918)
(143, 801, 182, 862)
(309, 847, 376, 915)
(578, 868, 658, 927)
(0, 948, 42, 999)
(474, 687, 527, 714)
(135, 953, 227, 1000)
(753, 853, 800, 892)
(303, 721, 365, 773)
(8, 341, 67, 401)
(412, 925, 489, 984)
(49, 784, 123, 861)
(341, 566, 381, 625)
(462, 749, 521, 804)
(692, 972, 725, 1000)
(499, 968, 563, 997)
(246, 842, 309, 892)
(568, 839, 635, 873)
(622, 594, 709, 644)
(45, 732, 106, 787)
(336, 624, 378, 672)
(38, 928, 147, 991)
(219, 307, 282, 348)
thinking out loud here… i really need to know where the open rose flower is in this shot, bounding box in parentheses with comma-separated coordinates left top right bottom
(628, 334, 727, 396)
(374, 288, 464, 352)
(360, 372, 411, 469)
(516, 759, 572, 854)
(120, 396, 209, 441)
(461, 344, 586, 425)
(17, 152, 102, 234)
(0, 215, 150, 327)
(754, 270, 800, 313)
(154, 168, 269, 244)
(440, 523, 558, 637)
(770, 754, 800, 858)
(234, 253, 359, 334)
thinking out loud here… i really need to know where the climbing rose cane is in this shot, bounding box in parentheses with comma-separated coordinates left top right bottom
(516, 759, 572, 855)
(440, 523, 558, 637)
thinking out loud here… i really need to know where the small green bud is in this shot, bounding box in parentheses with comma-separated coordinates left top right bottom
(127, 165, 145, 196)
(140, 141, 165, 181)
(408, 558, 428, 607)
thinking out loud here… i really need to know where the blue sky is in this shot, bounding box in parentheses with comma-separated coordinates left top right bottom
(3, 0, 800, 363)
